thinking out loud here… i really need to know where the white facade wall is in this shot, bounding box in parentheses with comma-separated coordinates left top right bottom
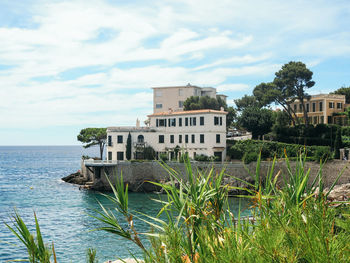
(107, 111, 227, 161)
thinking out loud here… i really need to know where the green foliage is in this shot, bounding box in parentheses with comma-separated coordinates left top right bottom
(183, 95, 236, 127)
(234, 95, 260, 111)
(228, 139, 332, 162)
(237, 107, 273, 139)
(5, 211, 57, 263)
(86, 248, 97, 263)
(331, 86, 350, 103)
(183, 95, 227, 111)
(159, 153, 168, 162)
(194, 154, 218, 162)
(334, 127, 342, 159)
(144, 146, 156, 160)
(126, 132, 132, 160)
(5, 155, 350, 263)
(243, 151, 259, 164)
(274, 61, 315, 126)
(274, 124, 339, 147)
(77, 128, 107, 160)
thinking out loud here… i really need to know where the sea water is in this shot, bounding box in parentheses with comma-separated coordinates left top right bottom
(0, 146, 250, 262)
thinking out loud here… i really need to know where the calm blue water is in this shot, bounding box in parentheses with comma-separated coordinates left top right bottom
(0, 146, 250, 262)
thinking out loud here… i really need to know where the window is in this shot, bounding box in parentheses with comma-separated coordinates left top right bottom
(329, 102, 334, 109)
(220, 117, 222, 126)
(179, 118, 182, 126)
(337, 102, 342, 109)
(108, 151, 112, 160)
(312, 103, 316, 112)
(216, 134, 220, 143)
(155, 91, 162, 97)
(158, 119, 166, 127)
(137, 135, 144, 143)
(328, 116, 332, 124)
(294, 104, 297, 112)
(299, 104, 302, 112)
(214, 116, 219, 125)
(319, 102, 323, 111)
(179, 89, 183, 96)
(320, 116, 324, 124)
(306, 103, 309, 112)
(185, 135, 189, 143)
(117, 135, 123, 143)
(179, 135, 182, 143)
(156, 103, 162, 109)
(159, 135, 164, 143)
(168, 119, 171, 127)
(192, 117, 196, 126)
(108, 135, 112, 146)
(191, 134, 195, 143)
(313, 116, 318, 124)
(117, 152, 124, 160)
(169, 118, 176, 127)
(185, 117, 189, 126)
(200, 116, 204, 125)
(178, 101, 184, 108)
(170, 135, 174, 143)
(200, 134, 204, 143)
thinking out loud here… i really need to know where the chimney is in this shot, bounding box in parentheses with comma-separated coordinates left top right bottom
(220, 107, 224, 111)
(136, 118, 140, 128)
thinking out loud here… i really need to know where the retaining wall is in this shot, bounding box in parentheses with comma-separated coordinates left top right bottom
(82, 160, 350, 192)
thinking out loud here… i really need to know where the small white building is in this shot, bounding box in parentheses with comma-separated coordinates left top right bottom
(107, 109, 227, 161)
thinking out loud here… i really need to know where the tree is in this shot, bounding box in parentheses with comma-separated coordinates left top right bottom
(234, 95, 260, 112)
(77, 128, 107, 160)
(238, 107, 273, 139)
(126, 132, 132, 160)
(274, 61, 315, 126)
(331, 86, 350, 104)
(183, 95, 227, 111)
(334, 127, 342, 159)
(183, 95, 236, 127)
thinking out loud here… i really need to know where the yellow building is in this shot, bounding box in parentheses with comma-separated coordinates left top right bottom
(289, 94, 348, 125)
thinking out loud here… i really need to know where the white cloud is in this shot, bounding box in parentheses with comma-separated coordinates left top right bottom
(0, 0, 349, 139)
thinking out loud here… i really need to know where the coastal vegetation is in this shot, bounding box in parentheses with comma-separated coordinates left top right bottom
(5, 154, 350, 262)
(77, 128, 107, 160)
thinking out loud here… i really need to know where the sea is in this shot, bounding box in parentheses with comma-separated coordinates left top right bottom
(0, 146, 250, 262)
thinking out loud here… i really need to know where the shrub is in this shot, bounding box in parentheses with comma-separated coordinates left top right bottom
(229, 140, 332, 162)
(194, 154, 209, 162)
(159, 153, 168, 162)
(243, 151, 259, 164)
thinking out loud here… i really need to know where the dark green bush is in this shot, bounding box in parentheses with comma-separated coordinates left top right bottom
(229, 140, 332, 162)
(194, 154, 209, 162)
(243, 151, 259, 164)
(159, 153, 168, 162)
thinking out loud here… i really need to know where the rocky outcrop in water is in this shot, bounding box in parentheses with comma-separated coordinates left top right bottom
(62, 171, 88, 185)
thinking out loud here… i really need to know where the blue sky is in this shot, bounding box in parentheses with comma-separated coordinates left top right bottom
(0, 0, 349, 145)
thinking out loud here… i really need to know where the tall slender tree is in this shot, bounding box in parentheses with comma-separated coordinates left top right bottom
(126, 132, 132, 160)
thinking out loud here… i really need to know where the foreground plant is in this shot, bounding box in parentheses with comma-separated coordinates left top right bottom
(5, 211, 57, 263)
(93, 153, 350, 262)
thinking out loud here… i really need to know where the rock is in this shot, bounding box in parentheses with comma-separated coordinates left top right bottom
(62, 171, 88, 185)
(325, 183, 350, 201)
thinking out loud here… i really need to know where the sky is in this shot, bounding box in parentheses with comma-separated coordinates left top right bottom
(0, 0, 349, 145)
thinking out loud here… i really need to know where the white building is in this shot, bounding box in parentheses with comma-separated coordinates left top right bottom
(107, 109, 227, 161)
(152, 83, 227, 113)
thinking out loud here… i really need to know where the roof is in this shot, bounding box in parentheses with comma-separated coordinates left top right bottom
(148, 109, 228, 117)
(152, 84, 200, 89)
(107, 126, 156, 132)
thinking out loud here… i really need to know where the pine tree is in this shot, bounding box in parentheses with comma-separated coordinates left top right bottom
(126, 132, 132, 160)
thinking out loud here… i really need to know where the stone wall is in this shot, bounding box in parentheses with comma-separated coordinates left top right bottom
(83, 160, 350, 192)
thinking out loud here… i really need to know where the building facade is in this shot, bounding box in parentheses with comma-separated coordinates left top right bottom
(152, 83, 227, 113)
(107, 109, 227, 162)
(289, 94, 348, 125)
